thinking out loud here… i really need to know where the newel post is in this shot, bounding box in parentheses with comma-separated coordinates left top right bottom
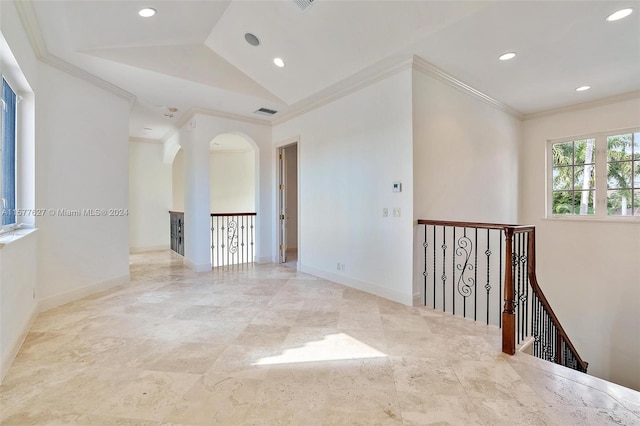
(502, 227, 516, 355)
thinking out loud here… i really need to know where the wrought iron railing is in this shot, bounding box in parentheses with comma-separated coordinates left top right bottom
(418, 219, 588, 373)
(211, 213, 256, 268)
(169, 211, 184, 256)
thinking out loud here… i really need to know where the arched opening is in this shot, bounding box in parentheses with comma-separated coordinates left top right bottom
(170, 131, 259, 267)
(209, 133, 258, 267)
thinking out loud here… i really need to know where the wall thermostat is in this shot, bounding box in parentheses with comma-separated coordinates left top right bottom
(393, 181, 402, 193)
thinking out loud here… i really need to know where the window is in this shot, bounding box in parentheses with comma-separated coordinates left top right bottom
(1, 78, 17, 228)
(548, 128, 640, 219)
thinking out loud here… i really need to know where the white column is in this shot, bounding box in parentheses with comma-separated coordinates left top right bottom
(181, 119, 211, 271)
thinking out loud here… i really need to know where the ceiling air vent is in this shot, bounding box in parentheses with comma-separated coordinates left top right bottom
(254, 107, 278, 116)
(292, 0, 316, 12)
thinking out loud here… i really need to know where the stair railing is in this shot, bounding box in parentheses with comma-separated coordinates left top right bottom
(417, 219, 588, 373)
(211, 212, 256, 268)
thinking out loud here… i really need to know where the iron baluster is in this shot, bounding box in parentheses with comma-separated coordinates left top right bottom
(423, 224, 428, 307)
(442, 226, 447, 312)
(433, 225, 436, 310)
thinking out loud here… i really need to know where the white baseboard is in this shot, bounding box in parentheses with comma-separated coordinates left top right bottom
(129, 245, 169, 253)
(0, 303, 39, 383)
(298, 263, 412, 306)
(412, 292, 422, 306)
(39, 274, 130, 312)
(256, 256, 274, 264)
(184, 258, 211, 272)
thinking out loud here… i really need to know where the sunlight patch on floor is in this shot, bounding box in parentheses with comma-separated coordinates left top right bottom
(252, 333, 387, 365)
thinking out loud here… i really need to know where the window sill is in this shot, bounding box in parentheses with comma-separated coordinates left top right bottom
(0, 226, 38, 248)
(543, 216, 640, 224)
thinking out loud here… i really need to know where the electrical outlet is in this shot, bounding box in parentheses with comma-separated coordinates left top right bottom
(393, 208, 401, 217)
(382, 208, 388, 217)
(340, 263, 345, 271)
(337, 262, 341, 271)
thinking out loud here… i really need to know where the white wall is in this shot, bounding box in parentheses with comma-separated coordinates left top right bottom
(0, 0, 131, 381)
(412, 70, 521, 223)
(35, 62, 131, 306)
(172, 149, 184, 212)
(273, 69, 414, 304)
(521, 97, 640, 391)
(210, 150, 255, 213)
(129, 141, 172, 252)
(0, 231, 38, 382)
(173, 149, 256, 214)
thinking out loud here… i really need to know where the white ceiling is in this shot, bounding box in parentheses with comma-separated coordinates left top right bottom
(28, 0, 640, 140)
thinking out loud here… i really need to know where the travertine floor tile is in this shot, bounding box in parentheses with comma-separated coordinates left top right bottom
(1, 250, 638, 425)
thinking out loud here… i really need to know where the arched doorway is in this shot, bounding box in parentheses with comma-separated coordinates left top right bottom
(168, 128, 260, 269)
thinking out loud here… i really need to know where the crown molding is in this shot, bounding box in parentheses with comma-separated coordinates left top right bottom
(188, 107, 272, 127)
(412, 56, 524, 120)
(523, 91, 640, 121)
(273, 55, 415, 126)
(129, 137, 163, 145)
(15, 1, 136, 107)
(161, 107, 271, 144)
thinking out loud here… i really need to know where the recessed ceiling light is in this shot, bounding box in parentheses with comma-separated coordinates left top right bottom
(498, 52, 517, 61)
(273, 57, 285, 68)
(576, 85, 591, 92)
(138, 8, 156, 18)
(606, 8, 633, 21)
(245, 33, 260, 47)
(143, 127, 153, 131)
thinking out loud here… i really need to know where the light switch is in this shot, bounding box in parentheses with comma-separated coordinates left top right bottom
(393, 208, 401, 217)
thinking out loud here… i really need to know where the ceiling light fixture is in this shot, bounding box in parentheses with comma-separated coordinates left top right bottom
(576, 85, 591, 92)
(273, 57, 285, 68)
(138, 8, 157, 18)
(498, 52, 516, 61)
(606, 8, 633, 21)
(244, 33, 260, 47)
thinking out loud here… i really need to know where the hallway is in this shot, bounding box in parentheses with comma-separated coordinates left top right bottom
(1, 251, 638, 425)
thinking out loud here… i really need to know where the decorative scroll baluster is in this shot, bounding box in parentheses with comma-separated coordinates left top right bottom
(455, 229, 474, 318)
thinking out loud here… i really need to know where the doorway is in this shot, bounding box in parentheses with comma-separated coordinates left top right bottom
(278, 143, 298, 267)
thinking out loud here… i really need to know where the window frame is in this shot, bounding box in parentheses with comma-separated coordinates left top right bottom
(1, 77, 18, 231)
(546, 127, 640, 221)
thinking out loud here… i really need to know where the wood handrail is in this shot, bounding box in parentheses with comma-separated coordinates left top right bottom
(527, 229, 589, 371)
(168, 211, 257, 217)
(211, 212, 257, 217)
(417, 219, 533, 233)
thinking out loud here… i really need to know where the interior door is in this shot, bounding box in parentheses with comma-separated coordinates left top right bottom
(279, 148, 287, 263)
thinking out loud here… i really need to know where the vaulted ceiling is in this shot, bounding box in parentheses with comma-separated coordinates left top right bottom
(25, 1, 640, 140)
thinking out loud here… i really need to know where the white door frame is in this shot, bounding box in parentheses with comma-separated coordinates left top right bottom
(274, 137, 299, 265)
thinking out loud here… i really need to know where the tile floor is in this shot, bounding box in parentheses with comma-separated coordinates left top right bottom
(1, 250, 639, 425)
